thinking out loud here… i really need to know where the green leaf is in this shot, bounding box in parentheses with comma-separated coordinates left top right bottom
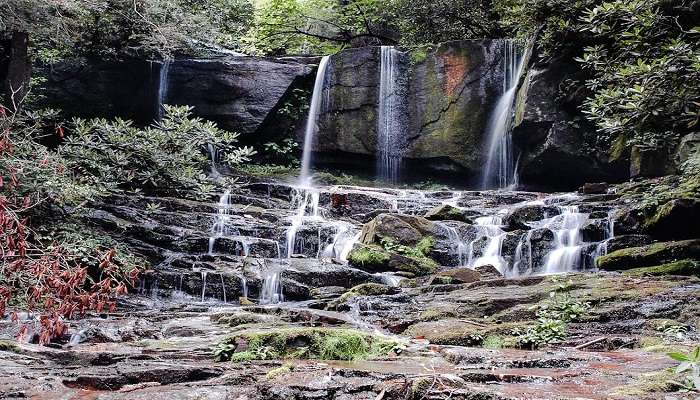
(668, 352, 690, 362)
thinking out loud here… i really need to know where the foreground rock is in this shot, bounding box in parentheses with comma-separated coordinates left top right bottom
(597, 240, 700, 271)
(2, 272, 699, 400)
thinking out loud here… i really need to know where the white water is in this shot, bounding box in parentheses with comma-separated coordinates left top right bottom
(481, 40, 524, 189)
(260, 270, 283, 305)
(299, 56, 331, 186)
(542, 205, 589, 274)
(157, 60, 171, 121)
(468, 214, 508, 273)
(208, 190, 234, 254)
(207, 143, 220, 178)
(377, 46, 407, 184)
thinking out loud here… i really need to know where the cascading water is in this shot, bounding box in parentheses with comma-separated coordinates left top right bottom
(157, 59, 171, 121)
(299, 56, 331, 186)
(377, 46, 407, 184)
(208, 190, 235, 254)
(542, 205, 589, 274)
(481, 40, 524, 189)
(467, 215, 508, 273)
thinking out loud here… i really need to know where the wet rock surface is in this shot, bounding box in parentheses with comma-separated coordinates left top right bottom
(1, 178, 699, 399)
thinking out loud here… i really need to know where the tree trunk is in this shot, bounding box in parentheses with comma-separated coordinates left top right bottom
(2, 32, 31, 110)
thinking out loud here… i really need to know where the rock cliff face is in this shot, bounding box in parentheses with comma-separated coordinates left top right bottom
(314, 41, 505, 183)
(39, 56, 314, 142)
(512, 52, 629, 189)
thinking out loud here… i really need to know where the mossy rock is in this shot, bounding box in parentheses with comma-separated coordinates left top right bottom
(596, 240, 700, 271)
(424, 204, 473, 223)
(623, 259, 700, 277)
(347, 243, 438, 276)
(329, 283, 396, 308)
(211, 311, 275, 327)
(644, 198, 700, 240)
(611, 370, 684, 397)
(215, 327, 400, 362)
(404, 319, 528, 346)
(0, 340, 20, 353)
(347, 244, 391, 271)
(359, 213, 437, 246)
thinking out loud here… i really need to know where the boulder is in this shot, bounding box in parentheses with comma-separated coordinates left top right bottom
(474, 264, 503, 280)
(347, 243, 438, 276)
(424, 204, 473, 223)
(360, 213, 437, 246)
(623, 259, 700, 278)
(579, 182, 610, 194)
(674, 133, 700, 168)
(503, 204, 558, 230)
(436, 268, 482, 284)
(596, 240, 700, 271)
(605, 235, 655, 253)
(644, 198, 700, 241)
(630, 146, 672, 178)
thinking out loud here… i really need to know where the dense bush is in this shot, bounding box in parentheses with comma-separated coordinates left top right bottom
(1, 0, 255, 61)
(59, 105, 255, 197)
(0, 105, 140, 344)
(0, 103, 254, 343)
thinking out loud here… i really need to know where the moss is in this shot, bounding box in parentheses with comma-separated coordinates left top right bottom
(482, 335, 505, 350)
(410, 377, 434, 399)
(0, 340, 20, 353)
(430, 276, 454, 285)
(409, 48, 429, 64)
(216, 327, 401, 362)
(596, 240, 700, 271)
(623, 259, 700, 277)
(266, 363, 294, 379)
(611, 370, 682, 397)
(332, 283, 393, 306)
(347, 244, 391, 269)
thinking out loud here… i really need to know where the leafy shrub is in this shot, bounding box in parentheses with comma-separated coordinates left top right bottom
(668, 346, 700, 391)
(213, 328, 402, 362)
(0, 105, 142, 344)
(515, 277, 591, 348)
(59, 105, 255, 197)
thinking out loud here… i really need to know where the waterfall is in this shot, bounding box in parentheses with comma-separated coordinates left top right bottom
(207, 143, 220, 178)
(542, 206, 589, 274)
(208, 190, 234, 254)
(377, 46, 407, 184)
(157, 60, 171, 121)
(299, 56, 331, 186)
(466, 214, 508, 273)
(260, 270, 283, 305)
(481, 40, 524, 189)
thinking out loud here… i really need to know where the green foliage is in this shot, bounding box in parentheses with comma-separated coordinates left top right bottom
(391, 0, 501, 46)
(577, 0, 700, 152)
(515, 277, 591, 348)
(668, 346, 700, 391)
(380, 236, 434, 259)
(482, 335, 505, 349)
(213, 328, 402, 362)
(1, 0, 256, 60)
(59, 105, 255, 197)
(262, 139, 300, 168)
(347, 245, 391, 268)
(244, 0, 388, 55)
